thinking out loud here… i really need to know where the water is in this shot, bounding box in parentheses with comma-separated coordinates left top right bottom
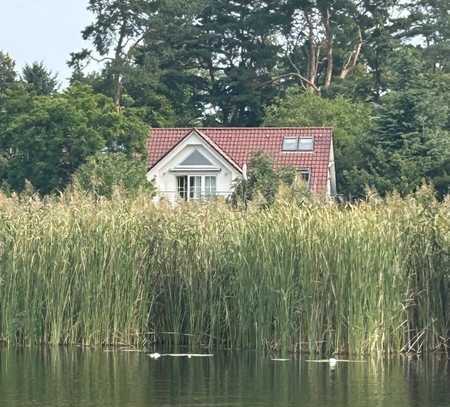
(0, 349, 449, 406)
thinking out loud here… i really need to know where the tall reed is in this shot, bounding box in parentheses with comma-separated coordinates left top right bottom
(0, 188, 448, 355)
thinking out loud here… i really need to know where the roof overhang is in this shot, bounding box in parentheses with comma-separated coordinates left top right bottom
(170, 165, 222, 173)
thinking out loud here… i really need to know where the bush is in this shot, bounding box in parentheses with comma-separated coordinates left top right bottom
(231, 152, 310, 207)
(72, 152, 154, 198)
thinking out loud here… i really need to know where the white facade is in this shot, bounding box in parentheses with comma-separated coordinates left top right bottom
(147, 130, 241, 202)
(327, 138, 337, 197)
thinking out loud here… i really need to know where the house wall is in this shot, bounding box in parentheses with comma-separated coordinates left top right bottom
(327, 138, 337, 197)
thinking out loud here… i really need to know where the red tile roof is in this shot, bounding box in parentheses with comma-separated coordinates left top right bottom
(147, 127, 333, 193)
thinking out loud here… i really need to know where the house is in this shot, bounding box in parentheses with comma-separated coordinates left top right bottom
(147, 127, 336, 202)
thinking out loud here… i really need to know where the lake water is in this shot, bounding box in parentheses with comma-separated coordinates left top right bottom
(0, 349, 449, 406)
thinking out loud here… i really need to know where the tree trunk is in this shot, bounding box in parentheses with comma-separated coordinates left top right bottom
(322, 8, 333, 89)
(340, 27, 362, 80)
(112, 21, 127, 110)
(305, 11, 318, 89)
(114, 75, 124, 111)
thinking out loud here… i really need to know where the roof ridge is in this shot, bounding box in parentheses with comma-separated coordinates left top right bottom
(151, 127, 333, 130)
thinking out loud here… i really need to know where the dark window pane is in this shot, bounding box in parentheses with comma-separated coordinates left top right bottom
(300, 170, 310, 186)
(177, 176, 188, 200)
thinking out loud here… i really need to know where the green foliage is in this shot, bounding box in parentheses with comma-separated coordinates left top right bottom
(351, 49, 450, 197)
(232, 152, 310, 206)
(72, 152, 153, 198)
(22, 62, 58, 95)
(265, 89, 374, 197)
(0, 84, 148, 194)
(392, 0, 450, 72)
(70, 0, 204, 126)
(0, 51, 17, 92)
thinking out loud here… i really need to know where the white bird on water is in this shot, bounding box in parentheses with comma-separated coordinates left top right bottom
(306, 357, 364, 365)
(148, 353, 213, 359)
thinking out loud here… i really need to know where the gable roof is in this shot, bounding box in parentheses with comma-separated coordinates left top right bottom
(147, 127, 333, 193)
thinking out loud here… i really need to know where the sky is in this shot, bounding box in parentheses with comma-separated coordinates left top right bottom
(1, 0, 93, 85)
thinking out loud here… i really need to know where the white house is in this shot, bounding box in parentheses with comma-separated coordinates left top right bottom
(147, 127, 336, 202)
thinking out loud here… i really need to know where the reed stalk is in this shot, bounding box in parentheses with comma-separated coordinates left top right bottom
(0, 187, 448, 355)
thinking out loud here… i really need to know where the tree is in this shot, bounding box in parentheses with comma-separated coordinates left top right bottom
(71, 0, 405, 126)
(351, 49, 450, 197)
(193, 0, 287, 125)
(22, 62, 58, 95)
(232, 152, 308, 206)
(70, 0, 153, 108)
(1, 84, 147, 194)
(70, 0, 205, 125)
(264, 89, 374, 197)
(72, 151, 153, 197)
(275, 0, 401, 94)
(392, 0, 449, 73)
(0, 53, 26, 187)
(70, 0, 197, 112)
(73, 0, 289, 126)
(279, 0, 360, 92)
(0, 51, 17, 92)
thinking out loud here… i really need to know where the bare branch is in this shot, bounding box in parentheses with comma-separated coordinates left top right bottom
(89, 55, 115, 64)
(263, 73, 320, 93)
(126, 33, 147, 57)
(340, 27, 363, 79)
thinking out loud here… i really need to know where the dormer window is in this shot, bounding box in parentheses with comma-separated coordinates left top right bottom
(282, 137, 298, 151)
(282, 136, 314, 151)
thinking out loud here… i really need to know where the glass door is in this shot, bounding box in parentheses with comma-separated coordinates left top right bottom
(205, 176, 217, 198)
(176, 175, 216, 201)
(177, 176, 188, 200)
(189, 176, 202, 200)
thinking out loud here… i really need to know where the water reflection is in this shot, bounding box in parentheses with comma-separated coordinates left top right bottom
(0, 349, 448, 407)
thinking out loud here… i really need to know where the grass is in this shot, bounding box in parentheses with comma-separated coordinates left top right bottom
(0, 187, 448, 355)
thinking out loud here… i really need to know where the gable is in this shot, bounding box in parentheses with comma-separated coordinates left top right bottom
(147, 129, 242, 180)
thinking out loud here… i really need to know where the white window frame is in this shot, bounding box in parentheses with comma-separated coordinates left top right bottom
(298, 137, 314, 151)
(176, 174, 218, 201)
(282, 137, 298, 151)
(299, 169, 311, 187)
(204, 175, 217, 198)
(282, 136, 315, 152)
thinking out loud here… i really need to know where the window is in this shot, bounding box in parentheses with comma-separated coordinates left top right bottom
(205, 176, 217, 198)
(298, 137, 314, 151)
(177, 176, 188, 200)
(300, 170, 310, 186)
(282, 136, 314, 151)
(176, 175, 216, 201)
(189, 176, 202, 200)
(282, 137, 298, 151)
(180, 149, 213, 166)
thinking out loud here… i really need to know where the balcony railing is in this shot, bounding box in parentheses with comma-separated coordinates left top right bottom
(156, 190, 233, 202)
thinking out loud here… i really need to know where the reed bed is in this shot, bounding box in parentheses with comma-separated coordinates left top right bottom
(0, 188, 448, 355)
